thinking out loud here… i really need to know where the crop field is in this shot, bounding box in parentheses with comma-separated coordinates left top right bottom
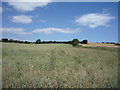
(2, 43, 118, 88)
(79, 43, 119, 47)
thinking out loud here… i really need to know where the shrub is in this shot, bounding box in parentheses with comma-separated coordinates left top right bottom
(71, 39, 79, 46)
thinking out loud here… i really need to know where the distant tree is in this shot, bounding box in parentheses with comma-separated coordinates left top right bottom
(115, 43, 120, 45)
(82, 40, 88, 44)
(36, 39, 41, 44)
(9, 39, 13, 43)
(106, 42, 109, 44)
(19, 41, 23, 43)
(71, 39, 79, 46)
(53, 41, 56, 43)
(49, 41, 52, 43)
(67, 41, 71, 44)
(111, 42, 115, 44)
(2, 38, 8, 42)
(24, 41, 28, 43)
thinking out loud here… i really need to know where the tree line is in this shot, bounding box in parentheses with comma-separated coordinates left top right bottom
(0, 38, 88, 45)
(0, 38, 31, 44)
(1, 38, 119, 46)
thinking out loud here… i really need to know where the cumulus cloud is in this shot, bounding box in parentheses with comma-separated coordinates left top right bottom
(5, 0, 52, 12)
(33, 28, 81, 34)
(75, 13, 115, 28)
(11, 15, 32, 24)
(0, 27, 31, 34)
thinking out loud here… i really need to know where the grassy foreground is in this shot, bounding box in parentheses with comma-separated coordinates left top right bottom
(2, 43, 118, 88)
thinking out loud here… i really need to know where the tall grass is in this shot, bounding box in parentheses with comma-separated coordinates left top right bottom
(2, 43, 118, 88)
(80, 46, 118, 52)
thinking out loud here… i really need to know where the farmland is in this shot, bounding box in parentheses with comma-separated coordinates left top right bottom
(2, 43, 118, 88)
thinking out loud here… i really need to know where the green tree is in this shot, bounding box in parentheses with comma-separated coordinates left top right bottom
(71, 39, 79, 46)
(82, 40, 88, 44)
(36, 39, 41, 44)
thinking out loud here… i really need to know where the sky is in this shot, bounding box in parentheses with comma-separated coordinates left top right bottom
(0, 1, 118, 43)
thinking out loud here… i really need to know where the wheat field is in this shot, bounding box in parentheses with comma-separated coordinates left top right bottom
(2, 43, 118, 88)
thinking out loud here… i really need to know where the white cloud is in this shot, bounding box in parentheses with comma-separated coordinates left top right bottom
(33, 28, 81, 34)
(11, 15, 32, 24)
(75, 13, 115, 28)
(0, 7, 2, 13)
(0, 27, 31, 34)
(6, 0, 52, 12)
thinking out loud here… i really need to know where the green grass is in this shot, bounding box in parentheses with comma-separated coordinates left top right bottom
(2, 43, 118, 88)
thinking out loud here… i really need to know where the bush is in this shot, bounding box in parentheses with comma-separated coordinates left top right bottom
(71, 39, 79, 46)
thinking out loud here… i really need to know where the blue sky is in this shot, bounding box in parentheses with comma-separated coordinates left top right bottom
(1, 1, 118, 42)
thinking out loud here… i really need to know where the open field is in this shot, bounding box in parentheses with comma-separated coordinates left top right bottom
(79, 43, 119, 48)
(2, 43, 118, 88)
